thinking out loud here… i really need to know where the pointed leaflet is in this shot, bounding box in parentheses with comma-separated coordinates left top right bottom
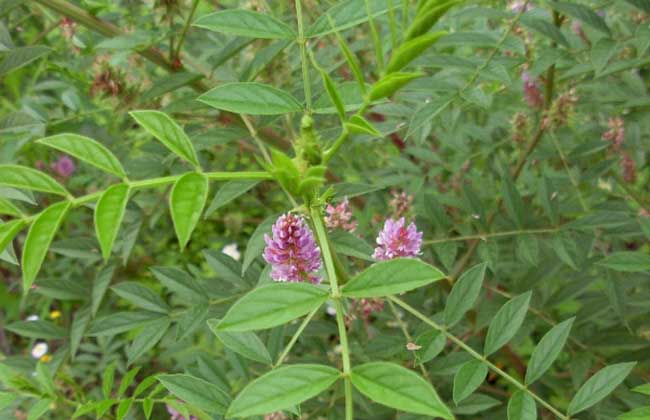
(483, 291, 531, 356)
(507, 390, 536, 420)
(0, 45, 51, 75)
(525, 317, 574, 385)
(368, 72, 424, 100)
(241, 213, 277, 274)
(88, 311, 167, 336)
(350, 362, 453, 419)
(37, 134, 126, 178)
(111, 282, 170, 313)
(386, 31, 446, 73)
(227, 364, 340, 417)
(0, 219, 25, 254)
(205, 179, 260, 218)
(126, 318, 171, 365)
(444, 262, 486, 327)
(129, 110, 199, 167)
(198, 82, 302, 115)
(170, 172, 208, 250)
(597, 252, 650, 272)
(568, 362, 636, 415)
(453, 360, 488, 404)
(307, 0, 398, 37)
(157, 374, 230, 414)
(193, 10, 295, 39)
(0, 165, 68, 196)
(208, 319, 272, 364)
(94, 184, 130, 261)
(216, 283, 328, 331)
(343, 258, 445, 298)
(22, 201, 71, 292)
(0, 197, 22, 217)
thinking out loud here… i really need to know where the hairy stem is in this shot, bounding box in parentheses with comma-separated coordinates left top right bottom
(389, 295, 571, 420)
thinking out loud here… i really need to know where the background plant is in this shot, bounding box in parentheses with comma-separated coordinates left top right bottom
(0, 0, 649, 419)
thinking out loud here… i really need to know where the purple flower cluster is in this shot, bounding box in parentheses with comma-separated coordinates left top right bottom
(521, 71, 543, 109)
(325, 197, 357, 232)
(372, 217, 423, 261)
(263, 213, 322, 283)
(51, 155, 76, 178)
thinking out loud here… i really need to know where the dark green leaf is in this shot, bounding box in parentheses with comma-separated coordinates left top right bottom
(198, 82, 302, 115)
(157, 373, 230, 414)
(507, 390, 536, 420)
(483, 292, 531, 356)
(568, 362, 636, 415)
(193, 10, 296, 39)
(208, 319, 272, 364)
(444, 263, 486, 327)
(453, 360, 488, 404)
(111, 282, 170, 313)
(525, 317, 574, 385)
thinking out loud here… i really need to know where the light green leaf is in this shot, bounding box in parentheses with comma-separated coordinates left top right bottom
(157, 373, 230, 414)
(37, 134, 126, 178)
(444, 262, 486, 327)
(116, 398, 133, 420)
(22, 201, 71, 291)
(632, 383, 650, 395)
(208, 319, 272, 364)
(319, 68, 346, 121)
(103, 361, 117, 398)
(405, 0, 462, 40)
(198, 82, 302, 115)
(0, 197, 23, 217)
(597, 252, 650, 272)
(27, 398, 51, 420)
(130, 110, 199, 167)
(118, 367, 141, 397)
(507, 390, 536, 420)
(343, 258, 445, 298)
(0, 165, 68, 196)
(345, 115, 382, 137)
(453, 360, 488, 404)
(386, 31, 446, 73)
(94, 183, 130, 261)
(216, 283, 328, 331)
(0, 46, 51, 75)
(368, 72, 424, 100)
(525, 317, 574, 385)
(618, 407, 650, 419)
(0, 219, 25, 254)
(568, 362, 636, 415)
(483, 291, 531, 356)
(111, 282, 170, 313)
(194, 10, 295, 39)
(227, 364, 340, 417)
(170, 172, 208, 250)
(126, 318, 171, 365)
(350, 362, 453, 419)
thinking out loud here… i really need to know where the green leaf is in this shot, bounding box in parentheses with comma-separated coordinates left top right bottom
(368, 72, 424, 100)
(444, 263, 486, 327)
(0, 219, 25, 254)
(633, 383, 650, 395)
(0, 392, 17, 411)
(208, 319, 272, 364)
(94, 183, 130, 261)
(129, 110, 199, 167)
(568, 362, 636, 415)
(142, 398, 154, 419)
(405, 0, 462, 41)
(483, 291, 531, 356)
(520, 16, 569, 48)
(319, 69, 346, 120)
(118, 367, 141, 397)
(307, 0, 398, 37)
(157, 373, 230, 414)
(0, 197, 23, 217)
(415, 329, 446, 363)
(516, 234, 539, 266)
(345, 115, 382, 137)
(111, 282, 170, 313)
(331, 28, 366, 94)
(342, 258, 445, 298)
(70, 305, 91, 359)
(550, 1, 611, 36)
(453, 360, 488, 404)
(22, 201, 71, 291)
(193, 10, 296, 39)
(37, 134, 126, 178)
(227, 364, 340, 417)
(216, 282, 328, 331)
(597, 252, 650, 272)
(350, 362, 453, 419)
(525, 317, 574, 385)
(92, 264, 116, 316)
(26, 398, 51, 420)
(618, 407, 650, 419)
(329, 230, 374, 261)
(103, 361, 117, 398)
(126, 318, 171, 365)
(501, 172, 525, 228)
(88, 311, 167, 336)
(625, 0, 650, 13)
(386, 31, 446, 73)
(150, 266, 208, 302)
(0, 46, 51, 75)
(116, 398, 133, 420)
(0, 165, 68, 196)
(5, 320, 65, 339)
(170, 172, 208, 250)
(205, 179, 259, 218)
(507, 390, 536, 420)
(591, 38, 617, 75)
(198, 82, 302, 115)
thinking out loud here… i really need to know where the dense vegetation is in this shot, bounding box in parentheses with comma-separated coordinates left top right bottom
(1, 0, 649, 419)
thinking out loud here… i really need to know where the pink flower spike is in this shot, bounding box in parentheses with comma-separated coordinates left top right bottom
(263, 213, 322, 283)
(372, 218, 423, 261)
(325, 197, 357, 232)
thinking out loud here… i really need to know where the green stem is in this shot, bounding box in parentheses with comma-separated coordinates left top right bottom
(323, 128, 349, 163)
(365, 0, 384, 74)
(174, 0, 200, 60)
(388, 295, 571, 420)
(274, 306, 320, 368)
(296, 0, 312, 113)
(311, 207, 353, 420)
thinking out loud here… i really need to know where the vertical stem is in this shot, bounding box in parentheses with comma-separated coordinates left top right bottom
(296, 0, 312, 113)
(311, 207, 353, 420)
(365, 0, 384, 74)
(174, 0, 200, 61)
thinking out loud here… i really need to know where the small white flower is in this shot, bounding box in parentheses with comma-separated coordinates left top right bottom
(222, 243, 241, 261)
(326, 304, 337, 316)
(26, 315, 39, 321)
(31, 342, 48, 359)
